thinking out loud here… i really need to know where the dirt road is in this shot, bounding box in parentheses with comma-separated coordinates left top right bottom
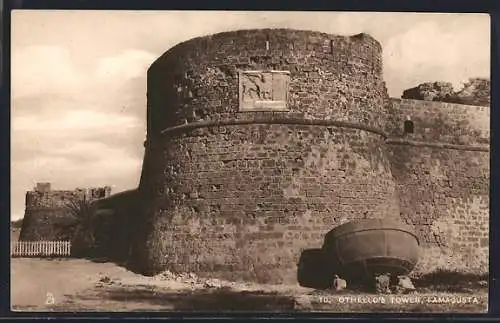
(11, 258, 488, 313)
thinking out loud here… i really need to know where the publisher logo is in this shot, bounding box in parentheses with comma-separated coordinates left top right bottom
(45, 292, 55, 305)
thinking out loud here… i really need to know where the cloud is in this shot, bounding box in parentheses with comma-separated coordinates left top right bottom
(12, 109, 145, 160)
(12, 45, 85, 97)
(12, 144, 142, 182)
(12, 45, 155, 99)
(11, 108, 145, 168)
(95, 49, 156, 81)
(12, 109, 139, 133)
(10, 109, 145, 193)
(383, 20, 490, 96)
(11, 45, 155, 220)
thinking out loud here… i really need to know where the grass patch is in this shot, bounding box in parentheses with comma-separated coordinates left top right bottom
(412, 269, 488, 293)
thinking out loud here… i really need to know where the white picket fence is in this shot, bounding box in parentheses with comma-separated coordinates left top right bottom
(11, 241, 71, 257)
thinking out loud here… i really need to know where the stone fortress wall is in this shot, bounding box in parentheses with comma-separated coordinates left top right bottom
(19, 183, 112, 241)
(130, 28, 490, 283)
(386, 99, 489, 275)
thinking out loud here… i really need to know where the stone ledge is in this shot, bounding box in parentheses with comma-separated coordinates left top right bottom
(158, 116, 387, 138)
(151, 117, 490, 153)
(385, 138, 489, 152)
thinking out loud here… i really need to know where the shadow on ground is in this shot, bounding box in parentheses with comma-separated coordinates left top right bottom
(413, 270, 488, 293)
(39, 256, 128, 268)
(60, 285, 296, 312)
(297, 248, 334, 290)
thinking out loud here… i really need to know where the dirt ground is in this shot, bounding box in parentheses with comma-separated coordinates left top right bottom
(11, 258, 488, 313)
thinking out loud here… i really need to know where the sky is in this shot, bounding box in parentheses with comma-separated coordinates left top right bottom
(10, 11, 490, 220)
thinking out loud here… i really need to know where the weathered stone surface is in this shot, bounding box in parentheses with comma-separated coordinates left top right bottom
(454, 78, 490, 107)
(145, 29, 388, 137)
(332, 275, 347, 291)
(386, 98, 490, 145)
(374, 273, 392, 294)
(392, 275, 416, 294)
(401, 78, 490, 107)
(386, 99, 489, 275)
(134, 124, 400, 283)
(402, 82, 454, 102)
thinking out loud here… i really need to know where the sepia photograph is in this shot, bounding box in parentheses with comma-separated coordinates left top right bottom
(10, 11, 490, 313)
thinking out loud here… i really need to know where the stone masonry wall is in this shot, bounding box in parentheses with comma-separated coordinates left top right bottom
(401, 78, 490, 107)
(133, 29, 489, 281)
(135, 125, 399, 283)
(386, 98, 489, 145)
(133, 29, 399, 283)
(145, 29, 388, 140)
(20, 187, 111, 241)
(92, 189, 141, 261)
(386, 99, 489, 275)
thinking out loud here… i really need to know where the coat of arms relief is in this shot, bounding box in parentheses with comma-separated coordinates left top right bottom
(238, 71, 290, 111)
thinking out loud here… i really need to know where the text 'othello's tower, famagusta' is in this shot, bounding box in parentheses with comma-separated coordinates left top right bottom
(129, 29, 489, 284)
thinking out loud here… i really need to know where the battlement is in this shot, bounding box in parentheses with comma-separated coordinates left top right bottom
(20, 184, 112, 241)
(35, 182, 51, 193)
(31, 182, 111, 196)
(26, 183, 112, 210)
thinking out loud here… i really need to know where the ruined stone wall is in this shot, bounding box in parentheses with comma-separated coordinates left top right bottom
(20, 186, 111, 241)
(133, 29, 398, 283)
(386, 99, 490, 275)
(401, 78, 490, 107)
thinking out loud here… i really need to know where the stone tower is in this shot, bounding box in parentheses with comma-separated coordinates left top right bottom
(131, 29, 401, 283)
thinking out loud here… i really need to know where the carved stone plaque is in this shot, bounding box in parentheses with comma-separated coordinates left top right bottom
(238, 70, 290, 112)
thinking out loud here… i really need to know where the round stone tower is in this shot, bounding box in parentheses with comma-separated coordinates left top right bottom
(131, 29, 400, 284)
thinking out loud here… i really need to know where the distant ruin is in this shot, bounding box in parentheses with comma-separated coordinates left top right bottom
(19, 183, 111, 241)
(402, 78, 490, 107)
